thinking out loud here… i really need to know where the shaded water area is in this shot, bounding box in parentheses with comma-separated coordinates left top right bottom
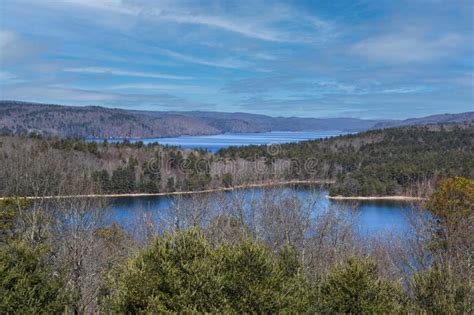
(104, 185, 420, 237)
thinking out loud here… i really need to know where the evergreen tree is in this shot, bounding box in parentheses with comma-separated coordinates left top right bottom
(0, 198, 28, 241)
(412, 264, 472, 314)
(111, 164, 136, 193)
(318, 256, 405, 314)
(106, 230, 311, 313)
(0, 241, 68, 313)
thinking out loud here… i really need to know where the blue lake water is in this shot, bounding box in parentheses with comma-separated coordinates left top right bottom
(105, 186, 418, 237)
(93, 131, 418, 237)
(94, 131, 349, 152)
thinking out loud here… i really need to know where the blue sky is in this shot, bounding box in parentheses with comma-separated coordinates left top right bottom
(0, 0, 473, 118)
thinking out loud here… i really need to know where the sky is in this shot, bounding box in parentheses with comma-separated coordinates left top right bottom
(0, 0, 473, 119)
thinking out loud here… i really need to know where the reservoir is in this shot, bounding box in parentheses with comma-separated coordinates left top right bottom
(93, 130, 349, 152)
(104, 185, 419, 237)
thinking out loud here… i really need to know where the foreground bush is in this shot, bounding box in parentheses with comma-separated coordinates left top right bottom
(106, 229, 311, 313)
(412, 264, 472, 314)
(106, 230, 417, 314)
(425, 176, 473, 254)
(0, 241, 67, 314)
(318, 256, 405, 314)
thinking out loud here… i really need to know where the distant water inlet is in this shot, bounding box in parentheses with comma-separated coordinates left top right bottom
(104, 186, 421, 238)
(90, 131, 349, 152)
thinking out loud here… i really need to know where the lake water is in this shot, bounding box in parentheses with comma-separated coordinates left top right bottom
(94, 131, 349, 152)
(105, 186, 418, 237)
(94, 131, 418, 237)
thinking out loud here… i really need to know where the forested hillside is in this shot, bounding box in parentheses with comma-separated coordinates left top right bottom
(0, 101, 220, 138)
(2, 101, 472, 138)
(372, 112, 474, 129)
(0, 101, 387, 137)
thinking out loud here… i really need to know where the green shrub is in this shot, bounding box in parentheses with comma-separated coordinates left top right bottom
(0, 198, 28, 241)
(412, 264, 472, 314)
(0, 241, 67, 314)
(106, 229, 311, 313)
(318, 256, 406, 314)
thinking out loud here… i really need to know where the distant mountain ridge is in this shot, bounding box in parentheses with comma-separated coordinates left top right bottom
(372, 112, 474, 129)
(0, 100, 472, 138)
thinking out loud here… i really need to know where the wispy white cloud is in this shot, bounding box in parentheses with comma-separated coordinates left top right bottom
(1, 84, 120, 102)
(224, 76, 430, 97)
(44, 0, 333, 43)
(0, 71, 23, 84)
(0, 82, 216, 110)
(57, 0, 138, 15)
(254, 52, 279, 61)
(0, 30, 46, 65)
(379, 86, 429, 94)
(63, 67, 193, 80)
(154, 48, 247, 69)
(155, 5, 334, 43)
(106, 83, 214, 94)
(155, 12, 288, 43)
(351, 32, 464, 64)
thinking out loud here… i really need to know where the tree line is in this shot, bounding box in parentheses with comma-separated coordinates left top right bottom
(0, 134, 218, 197)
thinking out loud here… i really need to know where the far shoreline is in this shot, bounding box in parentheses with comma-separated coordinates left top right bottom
(328, 195, 426, 201)
(1, 180, 426, 202)
(0, 180, 334, 200)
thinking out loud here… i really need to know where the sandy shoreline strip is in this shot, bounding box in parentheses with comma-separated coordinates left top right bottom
(328, 195, 426, 201)
(0, 180, 334, 200)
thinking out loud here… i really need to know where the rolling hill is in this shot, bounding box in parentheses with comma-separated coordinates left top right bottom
(0, 100, 472, 138)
